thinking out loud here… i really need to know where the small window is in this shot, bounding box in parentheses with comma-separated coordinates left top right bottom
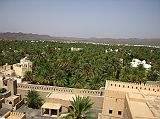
(109, 110, 113, 114)
(119, 85, 120, 87)
(118, 111, 122, 115)
(128, 86, 129, 88)
(111, 84, 112, 86)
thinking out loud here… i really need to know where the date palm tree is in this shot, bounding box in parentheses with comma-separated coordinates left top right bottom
(59, 96, 94, 119)
(25, 90, 43, 109)
(23, 71, 33, 82)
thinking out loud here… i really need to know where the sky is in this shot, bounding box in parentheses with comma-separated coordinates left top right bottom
(0, 0, 160, 38)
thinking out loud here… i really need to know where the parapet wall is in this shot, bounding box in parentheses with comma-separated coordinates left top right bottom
(17, 83, 104, 96)
(106, 80, 160, 92)
(0, 91, 11, 99)
(123, 95, 134, 119)
(0, 98, 4, 108)
(10, 112, 25, 117)
(105, 90, 126, 99)
(3, 111, 26, 119)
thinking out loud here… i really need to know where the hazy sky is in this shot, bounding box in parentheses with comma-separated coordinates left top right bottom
(0, 0, 160, 38)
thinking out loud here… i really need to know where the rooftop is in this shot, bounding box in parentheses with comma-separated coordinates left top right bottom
(129, 101, 155, 119)
(41, 102, 61, 110)
(48, 92, 78, 101)
(6, 95, 19, 100)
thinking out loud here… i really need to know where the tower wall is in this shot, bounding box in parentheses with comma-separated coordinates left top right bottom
(7, 79, 17, 95)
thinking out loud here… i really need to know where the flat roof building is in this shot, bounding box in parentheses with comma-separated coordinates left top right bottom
(98, 80, 160, 119)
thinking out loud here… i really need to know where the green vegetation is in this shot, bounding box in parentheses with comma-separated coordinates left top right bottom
(25, 90, 43, 109)
(0, 40, 160, 89)
(59, 96, 94, 119)
(0, 88, 7, 93)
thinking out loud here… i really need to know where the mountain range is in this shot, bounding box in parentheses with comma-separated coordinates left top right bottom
(0, 32, 160, 46)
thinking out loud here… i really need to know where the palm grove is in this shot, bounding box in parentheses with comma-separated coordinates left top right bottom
(0, 40, 160, 90)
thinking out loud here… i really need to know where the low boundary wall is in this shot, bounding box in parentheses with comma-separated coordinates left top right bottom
(17, 83, 104, 97)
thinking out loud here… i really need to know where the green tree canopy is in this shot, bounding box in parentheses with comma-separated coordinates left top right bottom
(59, 95, 94, 119)
(25, 90, 43, 109)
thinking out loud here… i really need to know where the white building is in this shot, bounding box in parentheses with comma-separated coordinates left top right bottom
(71, 47, 83, 51)
(130, 59, 151, 70)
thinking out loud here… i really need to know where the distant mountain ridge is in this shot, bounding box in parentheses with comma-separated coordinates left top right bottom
(0, 32, 160, 46)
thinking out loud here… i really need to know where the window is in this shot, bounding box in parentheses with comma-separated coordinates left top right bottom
(109, 110, 113, 114)
(116, 99, 117, 102)
(118, 111, 122, 115)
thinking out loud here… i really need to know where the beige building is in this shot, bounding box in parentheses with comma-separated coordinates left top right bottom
(13, 57, 32, 78)
(0, 57, 32, 78)
(2, 111, 26, 119)
(98, 80, 160, 119)
(41, 102, 62, 117)
(0, 79, 24, 110)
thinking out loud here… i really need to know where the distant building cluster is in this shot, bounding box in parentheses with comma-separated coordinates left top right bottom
(0, 79, 25, 119)
(105, 48, 118, 53)
(0, 57, 32, 82)
(70, 47, 83, 51)
(130, 58, 151, 70)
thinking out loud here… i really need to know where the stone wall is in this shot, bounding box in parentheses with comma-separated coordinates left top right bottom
(13, 64, 22, 77)
(101, 90, 125, 119)
(17, 83, 104, 112)
(0, 98, 4, 108)
(123, 95, 134, 119)
(107, 80, 160, 92)
(14, 100, 24, 110)
(2, 103, 13, 109)
(2, 111, 26, 119)
(0, 91, 11, 99)
(17, 83, 104, 97)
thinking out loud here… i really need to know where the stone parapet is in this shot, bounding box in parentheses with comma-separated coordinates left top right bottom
(17, 83, 104, 96)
